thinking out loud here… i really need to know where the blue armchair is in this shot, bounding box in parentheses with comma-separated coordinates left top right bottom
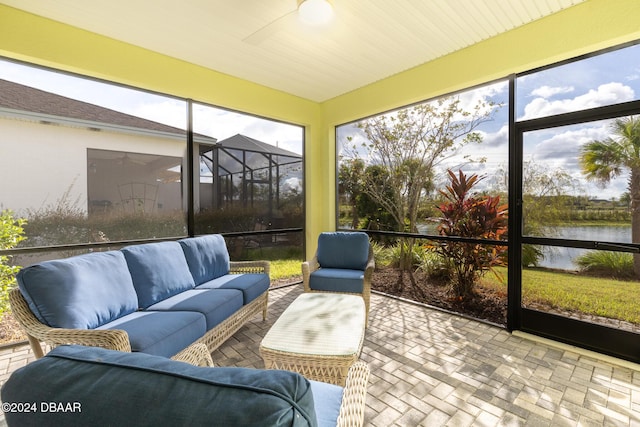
(302, 232, 374, 324)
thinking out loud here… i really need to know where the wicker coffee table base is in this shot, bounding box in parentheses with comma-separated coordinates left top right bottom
(261, 349, 358, 386)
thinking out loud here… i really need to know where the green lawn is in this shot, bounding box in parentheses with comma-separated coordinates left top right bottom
(270, 259, 302, 281)
(480, 266, 640, 324)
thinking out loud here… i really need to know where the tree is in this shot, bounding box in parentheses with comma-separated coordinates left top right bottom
(0, 210, 27, 319)
(492, 160, 579, 266)
(338, 158, 365, 229)
(436, 170, 508, 298)
(344, 96, 497, 271)
(579, 116, 640, 276)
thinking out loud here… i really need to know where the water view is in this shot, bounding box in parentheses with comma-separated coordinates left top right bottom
(416, 223, 632, 271)
(538, 225, 631, 270)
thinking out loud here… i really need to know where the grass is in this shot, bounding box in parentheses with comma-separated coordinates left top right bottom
(270, 259, 302, 282)
(480, 266, 640, 324)
(243, 245, 303, 283)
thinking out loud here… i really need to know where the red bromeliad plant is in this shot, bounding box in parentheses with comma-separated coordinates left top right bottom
(436, 170, 508, 299)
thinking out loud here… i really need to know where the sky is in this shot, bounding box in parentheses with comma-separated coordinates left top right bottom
(337, 43, 640, 200)
(0, 59, 304, 156)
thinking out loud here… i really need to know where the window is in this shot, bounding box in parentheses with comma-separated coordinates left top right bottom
(0, 60, 188, 248)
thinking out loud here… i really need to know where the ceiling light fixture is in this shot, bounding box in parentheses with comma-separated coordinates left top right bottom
(297, 0, 334, 26)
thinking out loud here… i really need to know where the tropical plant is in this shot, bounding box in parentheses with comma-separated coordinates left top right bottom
(436, 170, 508, 298)
(0, 210, 27, 319)
(579, 115, 640, 276)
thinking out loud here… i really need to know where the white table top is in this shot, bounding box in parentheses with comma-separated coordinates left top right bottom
(261, 293, 366, 356)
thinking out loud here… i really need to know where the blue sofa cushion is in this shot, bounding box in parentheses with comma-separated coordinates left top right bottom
(16, 251, 138, 329)
(317, 232, 370, 271)
(309, 269, 365, 294)
(196, 273, 269, 304)
(122, 241, 195, 308)
(97, 311, 206, 358)
(179, 234, 230, 284)
(146, 289, 243, 330)
(309, 380, 344, 427)
(1, 345, 318, 427)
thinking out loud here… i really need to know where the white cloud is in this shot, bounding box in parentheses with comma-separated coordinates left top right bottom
(521, 82, 635, 120)
(530, 85, 574, 98)
(192, 105, 303, 155)
(524, 122, 630, 199)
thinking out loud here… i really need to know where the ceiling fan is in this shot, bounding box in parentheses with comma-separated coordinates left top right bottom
(243, 0, 334, 45)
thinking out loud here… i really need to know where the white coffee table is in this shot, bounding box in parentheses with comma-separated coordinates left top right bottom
(259, 292, 366, 386)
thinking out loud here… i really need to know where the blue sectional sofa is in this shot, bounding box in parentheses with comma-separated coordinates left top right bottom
(1, 345, 370, 427)
(10, 234, 270, 360)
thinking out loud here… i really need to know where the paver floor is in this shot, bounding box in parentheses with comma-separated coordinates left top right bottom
(2, 284, 640, 426)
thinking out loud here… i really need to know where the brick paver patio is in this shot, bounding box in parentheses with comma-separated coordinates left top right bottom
(2, 284, 640, 426)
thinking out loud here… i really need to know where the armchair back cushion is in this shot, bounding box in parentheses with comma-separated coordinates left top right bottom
(1, 345, 318, 427)
(16, 251, 138, 329)
(122, 242, 195, 308)
(317, 232, 370, 271)
(179, 234, 230, 285)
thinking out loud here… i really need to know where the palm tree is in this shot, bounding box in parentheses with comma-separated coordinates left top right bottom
(579, 115, 640, 276)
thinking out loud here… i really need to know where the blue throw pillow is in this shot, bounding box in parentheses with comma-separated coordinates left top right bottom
(317, 232, 370, 270)
(179, 235, 230, 285)
(1, 345, 318, 427)
(122, 241, 195, 308)
(16, 251, 139, 329)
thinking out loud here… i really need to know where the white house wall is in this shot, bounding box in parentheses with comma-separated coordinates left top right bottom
(1, 116, 186, 217)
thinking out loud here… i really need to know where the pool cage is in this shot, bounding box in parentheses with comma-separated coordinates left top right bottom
(198, 134, 302, 226)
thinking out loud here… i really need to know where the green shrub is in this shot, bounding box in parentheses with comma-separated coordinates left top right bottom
(575, 251, 635, 279)
(522, 244, 544, 267)
(416, 247, 453, 282)
(370, 241, 393, 267)
(0, 210, 27, 319)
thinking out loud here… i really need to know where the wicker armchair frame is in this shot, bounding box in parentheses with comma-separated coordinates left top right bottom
(336, 361, 370, 427)
(9, 260, 270, 360)
(302, 246, 374, 325)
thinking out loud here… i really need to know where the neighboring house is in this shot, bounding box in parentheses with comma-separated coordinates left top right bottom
(0, 79, 302, 219)
(0, 79, 215, 217)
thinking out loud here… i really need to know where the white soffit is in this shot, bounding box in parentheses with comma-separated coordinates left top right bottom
(1, 0, 585, 102)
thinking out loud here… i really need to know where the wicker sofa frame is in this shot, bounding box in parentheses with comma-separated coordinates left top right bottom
(10, 260, 269, 362)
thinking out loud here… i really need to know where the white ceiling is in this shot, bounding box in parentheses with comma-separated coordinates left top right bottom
(2, 0, 585, 102)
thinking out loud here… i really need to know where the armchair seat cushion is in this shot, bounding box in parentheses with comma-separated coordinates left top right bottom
(146, 289, 243, 330)
(1, 345, 317, 427)
(196, 274, 270, 304)
(97, 311, 206, 358)
(309, 269, 365, 294)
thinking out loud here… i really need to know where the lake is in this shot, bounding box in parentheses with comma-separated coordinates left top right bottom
(418, 223, 632, 271)
(538, 225, 632, 270)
